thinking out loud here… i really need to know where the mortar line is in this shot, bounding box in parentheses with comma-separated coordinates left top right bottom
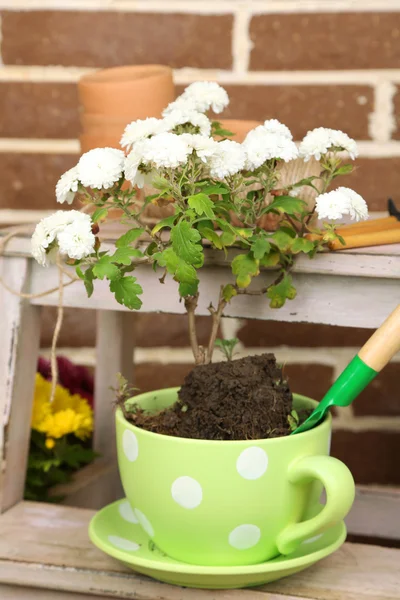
(3, 66, 400, 85)
(3, 0, 400, 13)
(232, 3, 252, 75)
(369, 80, 397, 142)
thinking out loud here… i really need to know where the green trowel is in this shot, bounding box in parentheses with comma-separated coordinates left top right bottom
(292, 305, 400, 435)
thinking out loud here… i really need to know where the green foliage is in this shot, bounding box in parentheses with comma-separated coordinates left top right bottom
(267, 273, 297, 308)
(171, 220, 204, 267)
(24, 430, 96, 503)
(115, 227, 145, 248)
(110, 276, 143, 310)
(155, 247, 199, 297)
(215, 337, 239, 361)
(287, 409, 299, 432)
(188, 193, 215, 219)
(92, 207, 109, 223)
(231, 253, 259, 288)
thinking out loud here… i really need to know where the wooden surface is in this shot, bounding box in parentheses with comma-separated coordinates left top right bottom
(358, 304, 400, 371)
(0, 584, 116, 600)
(0, 501, 399, 600)
(0, 257, 41, 513)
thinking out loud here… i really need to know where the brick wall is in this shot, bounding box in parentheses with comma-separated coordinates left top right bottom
(2, 0, 400, 485)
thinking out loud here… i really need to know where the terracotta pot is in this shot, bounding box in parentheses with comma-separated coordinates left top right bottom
(79, 133, 122, 153)
(80, 113, 134, 136)
(217, 119, 262, 142)
(78, 65, 175, 118)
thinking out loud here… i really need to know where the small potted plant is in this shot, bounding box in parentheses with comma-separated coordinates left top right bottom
(31, 82, 365, 576)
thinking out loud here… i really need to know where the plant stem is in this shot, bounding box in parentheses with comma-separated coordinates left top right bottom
(205, 286, 227, 364)
(184, 295, 205, 365)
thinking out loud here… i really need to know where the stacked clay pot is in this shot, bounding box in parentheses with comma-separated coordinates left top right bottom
(78, 65, 175, 153)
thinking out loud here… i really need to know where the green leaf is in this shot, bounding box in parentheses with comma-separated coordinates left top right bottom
(110, 276, 143, 310)
(259, 251, 280, 267)
(179, 281, 199, 297)
(199, 227, 223, 249)
(270, 230, 294, 252)
(217, 220, 237, 246)
(80, 266, 95, 297)
(151, 214, 177, 235)
(222, 284, 237, 302)
(111, 247, 144, 265)
(151, 175, 170, 191)
(291, 237, 315, 254)
(91, 207, 108, 223)
(115, 227, 145, 248)
(201, 185, 230, 195)
(251, 237, 271, 260)
(266, 196, 307, 215)
(211, 121, 234, 137)
(292, 176, 318, 188)
(231, 253, 260, 288)
(267, 273, 296, 308)
(171, 220, 203, 267)
(93, 255, 120, 281)
(188, 193, 215, 219)
(334, 164, 354, 176)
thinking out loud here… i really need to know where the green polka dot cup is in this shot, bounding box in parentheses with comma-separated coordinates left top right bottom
(116, 389, 355, 567)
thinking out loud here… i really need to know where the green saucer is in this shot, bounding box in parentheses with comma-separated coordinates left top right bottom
(89, 499, 346, 589)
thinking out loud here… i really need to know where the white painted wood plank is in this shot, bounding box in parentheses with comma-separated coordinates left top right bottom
(94, 312, 135, 463)
(29, 263, 400, 329)
(0, 502, 399, 600)
(0, 584, 116, 600)
(346, 485, 400, 540)
(0, 258, 41, 513)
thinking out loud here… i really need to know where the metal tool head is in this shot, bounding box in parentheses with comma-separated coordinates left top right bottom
(388, 198, 400, 220)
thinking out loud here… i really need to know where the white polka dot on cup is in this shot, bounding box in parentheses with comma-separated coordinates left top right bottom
(236, 447, 268, 480)
(123, 429, 138, 462)
(135, 509, 155, 537)
(118, 500, 138, 524)
(229, 524, 261, 550)
(108, 535, 140, 551)
(171, 476, 203, 509)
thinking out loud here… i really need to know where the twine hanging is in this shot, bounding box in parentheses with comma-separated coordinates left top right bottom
(0, 226, 79, 403)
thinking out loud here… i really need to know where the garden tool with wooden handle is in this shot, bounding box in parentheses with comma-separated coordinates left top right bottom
(292, 304, 400, 434)
(309, 198, 400, 250)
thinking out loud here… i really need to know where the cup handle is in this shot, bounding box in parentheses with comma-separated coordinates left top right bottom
(276, 455, 355, 555)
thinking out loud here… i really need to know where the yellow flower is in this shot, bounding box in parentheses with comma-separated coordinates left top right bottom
(32, 374, 93, 442)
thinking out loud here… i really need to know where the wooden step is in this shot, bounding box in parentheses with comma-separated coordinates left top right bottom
(0, 501, 399, 600)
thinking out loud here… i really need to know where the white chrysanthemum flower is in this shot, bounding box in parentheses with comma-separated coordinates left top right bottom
(56, 166, 79, 204)
(299, 127, 358, 162)
(182, 81, 229, 114)
(336, 187, 369, 221)
(243, 127, 299, 170)
(77, 147, 125, 189)
(124, 140, 146, 188)
(181, 134, 218, 163)
(162, 96, 198, 117)
(330, 130, 359, 160)
(163, 108, 211, 137)
(31, 210, 92, 266)
(120, 118, 165, 151)
(263, 119, 293, 140)
(141, 132, 191, 169)
(208, 140, 245, 179)
(315, 190, 350, 220)
(57, 216, 95, 260)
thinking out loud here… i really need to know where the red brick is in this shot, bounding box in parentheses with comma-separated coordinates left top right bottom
(331, 158, 400, 211)
(0, 82, 79, 139)
(352, 363, 400, 417)
(1, 11, 233, 69)
(0, 153, 78, 210)
(237, 320, 371, 348)
(285, 364, 333, 401)
(250, 13, 400, 71)
(222, 85, 373, 140)
(331, 430, 400, 485)
(135, 363, 193, 393)
(40, 310, 216, 349)
(392, 86, 400, 140)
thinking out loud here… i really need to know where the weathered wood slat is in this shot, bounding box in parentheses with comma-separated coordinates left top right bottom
(0, 502, 399, 600)
(29, 262, 400, 329)
(346, 485, 400, 541)
(0, 258, 41, 513)
(0, 584, 117, 600)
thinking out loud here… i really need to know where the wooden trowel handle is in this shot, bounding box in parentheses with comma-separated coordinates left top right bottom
(358, 305, 400, 372)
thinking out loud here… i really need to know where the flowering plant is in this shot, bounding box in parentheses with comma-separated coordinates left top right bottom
(25, 369, 95, 502)
(32, 82, 368, 366)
